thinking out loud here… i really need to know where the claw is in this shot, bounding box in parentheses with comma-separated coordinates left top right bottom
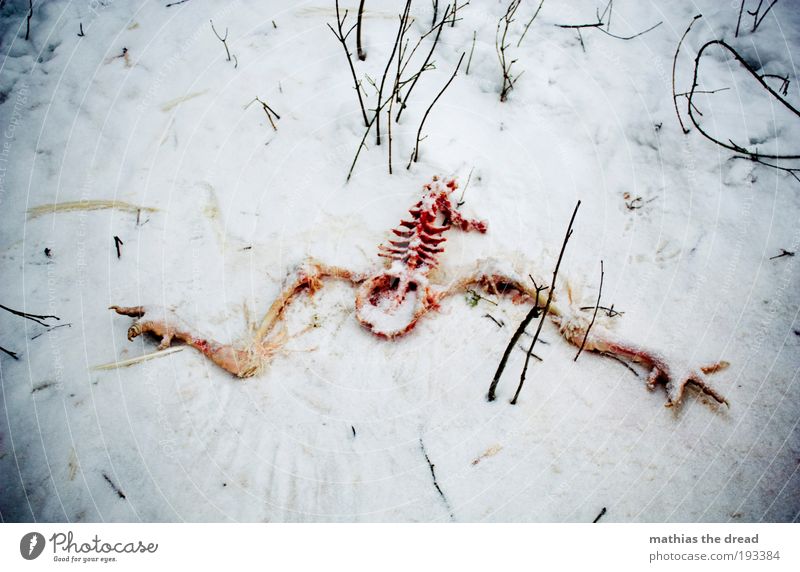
(127, 323, 142, 341)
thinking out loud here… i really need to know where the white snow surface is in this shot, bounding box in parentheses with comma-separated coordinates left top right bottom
(0, 0, 798, 522)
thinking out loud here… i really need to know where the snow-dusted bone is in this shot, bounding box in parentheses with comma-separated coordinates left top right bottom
(110, 177, 728, 407)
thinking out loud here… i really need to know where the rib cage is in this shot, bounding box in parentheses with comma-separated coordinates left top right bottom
(377, 179, 458, 273)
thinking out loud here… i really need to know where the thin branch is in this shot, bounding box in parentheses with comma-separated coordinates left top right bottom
(769, 248, 795, 260)
(328, 0, 370, 127)
(210, 20, 231, 62)
(408, 51, 465, 167)
(0, 346, 19, 360)
(396, 4, 451, 123)
(517, 0, 545, 47)
(594, 20, 661, 40)
(25, 0, 32, 41)
(466, 30, 476, 74)
(735, 0, 745, 38)
(593, 507, 607, 523)
(420, 438, 453, 518)
(752, 0, 778, 33)
(487, 200, 580, 402)
(510, 200, 580, 404)
(113, 235, 123, 259)
(246, 96, 281, 131)
(376, 0, 411, 145)
(497, 0, 522, 102)
(687, 39, 800, 159)
(574, 260, 604, 361)
(0, 304, 60, 327)
(356, 0, 366, 60)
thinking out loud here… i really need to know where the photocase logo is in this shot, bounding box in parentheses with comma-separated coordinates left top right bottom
(20, 532, 45, 560)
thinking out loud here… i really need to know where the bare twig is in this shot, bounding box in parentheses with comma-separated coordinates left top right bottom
(376, 0, 412, 145)
(761, 73, 790, 96)
(30, 323, 72, 340)
(25, 0, 32, 41)
(1, 346, 19, 360)
(166, 0, 191, 7)
(114, 236, 123, 259)
(735, 0, 745, 37)
(102, 473, 127, 499)
(77, 22, 84, 37)
(396, 4, 451, 123)
(488, 200, 580, 402)
(210, 20, 232, 62)
(356, 0, 367, 60)
(593, 507, 607, 523)
(769, 248, 795, 260)
(466, 30, 477, 75)
(751, 0, 778, 33)
(0, 304, 60, 327)
(328, 0, 370, 126)
(594, 21, 661, 40)
(246, 97, 281, 131)
(451, 0, 469, 27)
(574, 260, 603, 361)
(517, 0, 545, 47)
(732, 155, 800, 183)
(509, 200, 580, 404)
(484, 314, 504, 328)
(497, 0, 522, 102)
(686, 39, 800, 159)
(408, 52, 465, 167)
(420, 438, 453, 519)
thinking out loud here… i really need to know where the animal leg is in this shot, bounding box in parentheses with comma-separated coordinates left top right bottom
(109, 305, 265, 377)
(253, 260, 362, 342)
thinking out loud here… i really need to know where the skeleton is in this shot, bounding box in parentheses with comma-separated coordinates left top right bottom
(111, 177, 728, 407)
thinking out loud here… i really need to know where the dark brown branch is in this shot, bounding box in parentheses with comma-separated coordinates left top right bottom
(25, 0, 32, 41)
(751, 0, 778, 33)
(761, 73, 789, 96)
(732, 155, 800, 183)
(420, 438, 453, 519)
(593, 507, 607, 523)
(114, 236, 123, 259)
(247, 97, 281, 131)
(517, 0, 545, 47)
(600, 351, 640, 377)
(574, 260, 603, 361)
(77, 22, 84, 37)
(102, 472, 126, 499)
(396, 4, 451, 123)
(329, 0, 369, 127)
(484, 314, 504, 328)
(735, 0, 745, 38)
(1, 345, 19, 360)
(769, 248, 795, 260)
(408, 51, 465, 167)
(497, 0, 522, 102)
(687, 39, 800, 159)
(166, 0, 191, 7)
(510, 200, 580, 404)
(466, 30, 476, 75)
(30, 323, 72, 340)
(376, 0, 411, 145)
(594, 20, 661, 40)
(555, 23, 603, 30)
(488, 200, 580, 402)
(356, 0, 366, 60)
(0, 304, 60, 327)
(210, 20, 232, 62)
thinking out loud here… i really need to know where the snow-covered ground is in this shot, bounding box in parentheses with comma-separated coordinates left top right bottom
(1, 0, 798, 522)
